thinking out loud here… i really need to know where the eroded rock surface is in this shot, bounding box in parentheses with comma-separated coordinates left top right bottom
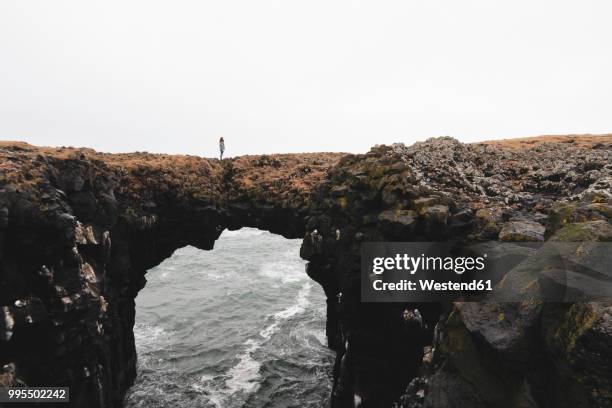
(0, 135, 611, 408)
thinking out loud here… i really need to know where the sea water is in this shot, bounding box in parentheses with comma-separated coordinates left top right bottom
(124, 228, 333, 408)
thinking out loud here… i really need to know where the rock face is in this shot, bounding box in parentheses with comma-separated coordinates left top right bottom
(0, 135, 611, 408)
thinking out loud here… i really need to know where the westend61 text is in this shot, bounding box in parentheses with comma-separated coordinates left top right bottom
(372, 279, 493, 292)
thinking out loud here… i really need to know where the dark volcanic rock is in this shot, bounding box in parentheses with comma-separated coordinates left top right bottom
(378, 209, 418, 235)
(498, 219, 545, 242)
(0, 135, 611, 408)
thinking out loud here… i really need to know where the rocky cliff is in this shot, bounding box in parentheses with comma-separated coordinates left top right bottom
(0, 135, 611, 408)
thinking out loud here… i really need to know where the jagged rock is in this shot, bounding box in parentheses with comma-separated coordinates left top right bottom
(541, 303, 612, 407)
(448, 208, 474, 230)
(419, 204, 449, 238)
(455, 302, 541, 366)
(69, 191, 98, 221)
(75, 222, 98, 245)
(549, 220, 612, 242)
(378, 209, 417, 236)
(578, 176, 612, 201)
(0, 363, 21, 386)
(396, 376, 428, 408)
(473, 208, 502, 239)
(498, 219, 545, 242)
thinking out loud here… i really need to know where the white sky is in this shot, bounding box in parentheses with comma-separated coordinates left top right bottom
(1, 1, 611, 157)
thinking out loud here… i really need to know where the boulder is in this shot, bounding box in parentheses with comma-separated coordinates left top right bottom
(498, 220, 545, 242)
(549, 220, 612, 242)
(378, 209, 417, 237)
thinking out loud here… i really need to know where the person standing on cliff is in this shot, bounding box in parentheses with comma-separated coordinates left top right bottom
(219, 137, 225, 160)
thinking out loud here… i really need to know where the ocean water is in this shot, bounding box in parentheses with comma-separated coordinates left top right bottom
(124, 228, 334, 408)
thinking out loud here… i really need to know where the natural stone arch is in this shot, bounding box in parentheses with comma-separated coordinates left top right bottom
(1, 136, 611, 407)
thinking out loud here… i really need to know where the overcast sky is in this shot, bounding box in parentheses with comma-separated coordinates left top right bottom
(1, 1, 611, 157)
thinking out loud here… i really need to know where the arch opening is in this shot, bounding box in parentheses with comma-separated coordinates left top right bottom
(124, 228, 334, 408)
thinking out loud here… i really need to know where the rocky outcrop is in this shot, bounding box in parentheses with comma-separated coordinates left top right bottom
(299, 137, 612, 408)
(0, 135, 611, 408)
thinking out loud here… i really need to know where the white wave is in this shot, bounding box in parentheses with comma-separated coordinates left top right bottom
(199, 373, 215, 382)
(203, 272, 225, 281)
(225, 338, 262, 394)
(221, 228, 266, 238)
(133, 323, 175, 370)
(260, 282, 311, 339)
(201, 338, 262, 408)
(313, 329, 327, 347)
(149, 264, 176, 280)
(197, 282, 312, 407)
(133, 323, 170, 350)
(258, 250, 307, 284)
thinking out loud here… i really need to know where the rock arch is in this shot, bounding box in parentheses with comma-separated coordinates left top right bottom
(1, 136, 611, 407)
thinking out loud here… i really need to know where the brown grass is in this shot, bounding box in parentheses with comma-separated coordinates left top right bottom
(227, 153, 345, 203)
(477, 134, 612, 149)
(2, 134, 609, 203)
